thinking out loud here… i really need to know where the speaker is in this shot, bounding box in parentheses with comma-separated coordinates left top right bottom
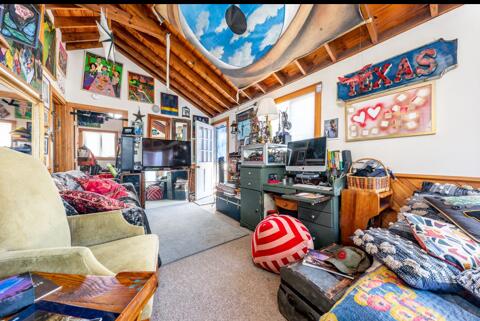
(119, 136, 135, 171)
(342, 150, 352, 173)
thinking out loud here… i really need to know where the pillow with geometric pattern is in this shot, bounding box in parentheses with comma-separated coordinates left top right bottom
(404, 213, 480, 271)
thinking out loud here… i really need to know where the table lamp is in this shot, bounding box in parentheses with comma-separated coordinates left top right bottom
(257, 97, 279, 142)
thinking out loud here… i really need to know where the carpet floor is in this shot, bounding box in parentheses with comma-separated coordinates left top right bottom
(146, 202, 249, 264)
(152, 235, 286, 321)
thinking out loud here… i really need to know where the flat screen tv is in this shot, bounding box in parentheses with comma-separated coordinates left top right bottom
(142, 138, 191, 169)
(286, 137, 327, 172)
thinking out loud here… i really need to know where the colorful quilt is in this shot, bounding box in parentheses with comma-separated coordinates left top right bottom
(320, 266, 480, 321)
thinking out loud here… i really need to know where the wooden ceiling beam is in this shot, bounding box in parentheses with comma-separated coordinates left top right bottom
(62, 32, 99, 43)
(240, 89, 251, 100)
(115, 36, 220, 116)
(294, 59, 307, 75)
(116, 44, 214, 117)
(121, 25, 232, 111)
(324, 43, 337, 63)
(429, 4, 439, 17)
(115, 26, 228, 113)
(359, 4, 378, 44)
(255, 83, 266, 94)
(54, 17, 98, 29)
(79, 4, 238, 104)
(45, 4, 86, 10)
(272, 71, 285, 86)
(65, 41, 101, 51)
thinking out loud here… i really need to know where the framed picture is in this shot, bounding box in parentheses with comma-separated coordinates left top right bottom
(345, 81, 435, 142)
(44, 135, 48, 155)
(161, 92, 178, 116)
(58, 41, 68, 75)
(42, 13, 56, 78)
(15, 101, 32, 120)
(172, 118, 191, 141)
(82, 51, 123, 98)
(236, 107, 253, 145)
(182, 106, 190, 118)
(128, 71, 154, 103)
(42, 76, 50, 109)
(0, 4, 40, 48)
(324, 118, 339, 139)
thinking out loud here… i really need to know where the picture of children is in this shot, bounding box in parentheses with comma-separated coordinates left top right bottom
(82, 52, 123, 98)
(324, 118, 339, 139)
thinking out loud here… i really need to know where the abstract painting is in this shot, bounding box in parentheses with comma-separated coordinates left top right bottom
(0, 4, 40, 48)
(160, 92, 178, 116)
(128, 71, 154, 103)
(58, 41, 67, 75)
(168, 4, 363, 87)
(345, 82, 435, 142)
(0, 39, 43, 93)
(82, 51, 123, 98)
(42, 13, 56, 77)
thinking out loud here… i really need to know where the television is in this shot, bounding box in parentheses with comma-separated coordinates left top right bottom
(286, 137, 327, 172)
(142, 138, 191, 169)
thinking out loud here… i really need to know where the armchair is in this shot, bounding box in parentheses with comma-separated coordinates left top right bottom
(0, 148, 159, 319)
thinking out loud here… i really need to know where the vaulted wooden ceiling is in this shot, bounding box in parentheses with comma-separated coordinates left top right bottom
(48, 4, 461, 117)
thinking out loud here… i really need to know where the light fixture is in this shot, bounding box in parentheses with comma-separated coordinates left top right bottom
(256, 97, 279, 120)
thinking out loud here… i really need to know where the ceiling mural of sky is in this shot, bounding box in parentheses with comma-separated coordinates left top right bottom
(179, 4, 288, 68)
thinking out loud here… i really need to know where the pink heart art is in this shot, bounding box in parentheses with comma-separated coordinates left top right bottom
(367, 105, 382, 120)
(352, 111, 366, 127)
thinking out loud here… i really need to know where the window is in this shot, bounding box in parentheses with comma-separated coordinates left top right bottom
(271, 83, 322, 141)
(80, 130, 117, 158)
(0, 120, 14, 147)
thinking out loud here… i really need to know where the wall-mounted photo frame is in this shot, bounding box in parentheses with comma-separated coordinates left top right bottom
(42, 12, 56, 79)
(42, 76, 50, 109)
(182, 106, 190, 118)
(345, 81, 435, 142)
(324, 118, 339, 139)
(172, 118, 191, 141)
(82, 51, 123, 98)
(236, 107, 253, 146)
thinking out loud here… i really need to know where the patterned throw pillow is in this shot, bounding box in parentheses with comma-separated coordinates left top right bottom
(62, 199, 79, 216)
(421, 181, 480, 196)
(404, 213, 480, 270)
(75, 177, 128, 199)
(457, 268, 480, 300)
(352, 228, 462, 292)
(425, 196, 480, 242)
(60, 190, 129, 214)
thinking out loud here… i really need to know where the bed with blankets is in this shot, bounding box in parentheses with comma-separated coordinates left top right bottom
(51, 170, 151, 233)
(321, 181, 480, 321)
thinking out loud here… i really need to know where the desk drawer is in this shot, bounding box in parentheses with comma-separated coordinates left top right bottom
(303, 221, 338, 249)
(240, 176, 261, 189)
(299, 199, 335, 213)
(299, 207, 333, 227)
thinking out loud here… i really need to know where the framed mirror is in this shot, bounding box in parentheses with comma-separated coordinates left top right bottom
(172, 118, 191, 141)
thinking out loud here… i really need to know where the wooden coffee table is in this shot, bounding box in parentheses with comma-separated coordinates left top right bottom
(8, 271, 158, 321)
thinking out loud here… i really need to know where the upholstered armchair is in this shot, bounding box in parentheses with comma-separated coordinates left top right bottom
(0, 148, 159, 319)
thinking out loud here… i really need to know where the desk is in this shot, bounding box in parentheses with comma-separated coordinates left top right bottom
(263, 181, 344, 249)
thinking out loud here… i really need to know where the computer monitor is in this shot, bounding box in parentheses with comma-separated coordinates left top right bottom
(286, 137, 327, 172)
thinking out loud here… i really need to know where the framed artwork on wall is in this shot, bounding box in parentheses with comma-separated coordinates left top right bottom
(15, 101, 32, 120)
(345, 81, 435, 142)
(82, 51, 123, 98)
(128, 71, 154, 103)
(0, 4, 40, 48)
(160, 92, 179, 116)
(58, 41, 68, 75)
(324, 118, 338, 139)
(42, 76, 50, 109)
(42, 13, 56, 78)
(172, 118, 191, 141)
(182, 106, 190, 118)
(236, 107, 253, 146)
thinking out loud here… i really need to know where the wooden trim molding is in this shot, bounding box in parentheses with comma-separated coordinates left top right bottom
(391, 173, 480, 211)
(274, 82, 322, 137)
(78, 127, 119, 160)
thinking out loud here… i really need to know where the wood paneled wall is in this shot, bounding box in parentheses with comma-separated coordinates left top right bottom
(391, 173, 480, 211)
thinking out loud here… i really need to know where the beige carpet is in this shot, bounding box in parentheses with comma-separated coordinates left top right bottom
(152, 235, 286, 321)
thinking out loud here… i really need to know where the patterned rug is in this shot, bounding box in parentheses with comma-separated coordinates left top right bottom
(146, 202, 249, 264)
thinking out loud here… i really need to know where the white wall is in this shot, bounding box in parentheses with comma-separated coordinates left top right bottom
(213, 5, 480, 177)
(65, 47, 209, 130)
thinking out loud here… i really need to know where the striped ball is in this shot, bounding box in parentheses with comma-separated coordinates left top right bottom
(251, 214, 314, 274)
(146, 185, 162, 201)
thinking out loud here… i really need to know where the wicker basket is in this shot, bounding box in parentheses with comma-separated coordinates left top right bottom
(347, 158, 390, 193)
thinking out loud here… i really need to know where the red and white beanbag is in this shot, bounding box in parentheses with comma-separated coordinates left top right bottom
(252, 214, 314, 274)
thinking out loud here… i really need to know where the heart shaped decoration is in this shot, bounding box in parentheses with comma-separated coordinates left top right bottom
(352, 111, 366, 126)
(367, 105, 382, 120)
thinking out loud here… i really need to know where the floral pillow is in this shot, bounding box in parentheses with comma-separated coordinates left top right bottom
(75, 177, 128, 199)
(352, 228, 461, 292)
(60, 190, 129, 214)
(404, 213, 480, 271)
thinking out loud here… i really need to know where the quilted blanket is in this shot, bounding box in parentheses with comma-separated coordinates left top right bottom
(320, 266, 480, 321)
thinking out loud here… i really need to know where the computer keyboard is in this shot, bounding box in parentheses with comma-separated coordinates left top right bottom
(292, 184, 333, 191)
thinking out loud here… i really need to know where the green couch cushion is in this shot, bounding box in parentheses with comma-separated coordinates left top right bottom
(0, 148, 71, 251)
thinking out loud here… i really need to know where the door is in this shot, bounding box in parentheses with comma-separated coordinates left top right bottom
(213, 118, 228, 184)
(195, 121, 215, 200)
